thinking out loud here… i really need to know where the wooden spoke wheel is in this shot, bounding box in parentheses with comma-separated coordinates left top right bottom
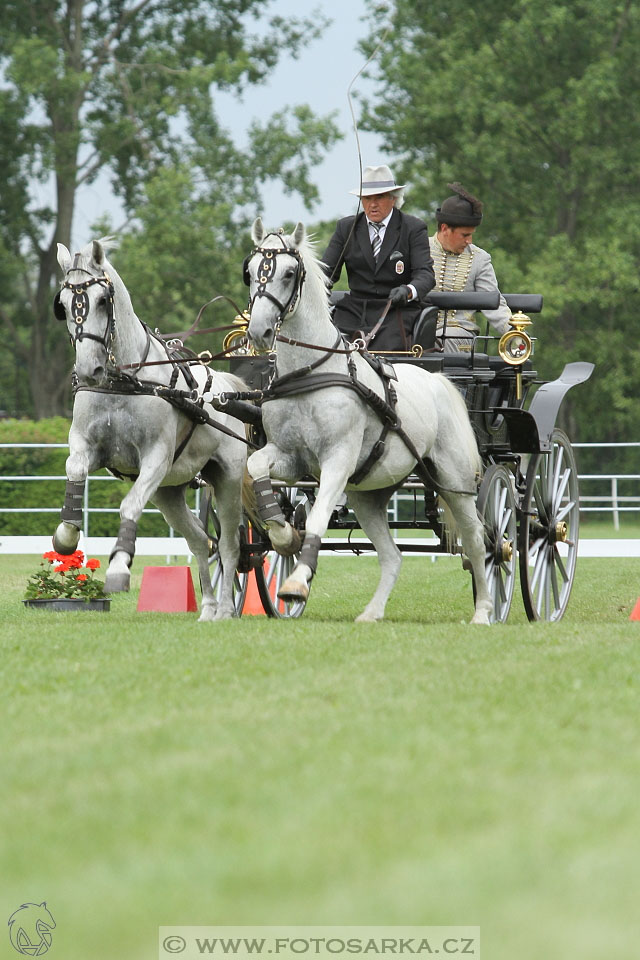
(518, 429, 580, 621)
(199, 492, 248, 617)
(254, 483, 313, 619)
(476, 463, 517, 623)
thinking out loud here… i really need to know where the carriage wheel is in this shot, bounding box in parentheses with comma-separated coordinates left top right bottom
(198, 491, 249, 617)
(254, 484, 313, 619)
(518, 429, 579, 622)
(475, 463, 517, 623)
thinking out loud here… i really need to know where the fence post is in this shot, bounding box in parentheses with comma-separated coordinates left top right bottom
(84, 478, 90, 538)
(612, 477, 619, 531)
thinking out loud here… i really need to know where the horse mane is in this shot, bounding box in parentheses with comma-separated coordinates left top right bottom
(292, 231, 331, 307)
(68, 236, 117, 269)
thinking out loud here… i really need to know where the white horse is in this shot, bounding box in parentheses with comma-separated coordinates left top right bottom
(52, 238, 249, 620)
(244, 219, 493, 624)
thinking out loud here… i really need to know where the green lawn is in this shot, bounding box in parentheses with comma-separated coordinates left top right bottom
(2, 554, 639, 960)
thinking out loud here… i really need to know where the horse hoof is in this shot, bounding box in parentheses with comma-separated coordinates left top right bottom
(470, 613, 491, 626)
(104, 572, 130, 594)
(355, 611, 383, 623)
(197, 605, 216, 622)
(277, 577, 309, 602)
(272, 527, 303, 557)
(52, 528, 80, 555)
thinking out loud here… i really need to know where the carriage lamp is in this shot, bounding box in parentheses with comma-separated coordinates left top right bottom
(498, 311, 533, 400)
(223, 311, 252, 355)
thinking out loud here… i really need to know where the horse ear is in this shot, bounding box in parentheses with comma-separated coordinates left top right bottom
(92, 240, 105, 266)
(251, 218, 264, 245)
(57, 243, 71, 273)
(292, 222, 305, 246)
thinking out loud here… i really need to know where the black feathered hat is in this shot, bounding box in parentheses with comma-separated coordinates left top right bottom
(436, 182, 483, 226)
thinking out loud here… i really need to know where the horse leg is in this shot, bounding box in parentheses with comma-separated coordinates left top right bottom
(104, 456, 169, 593)
(52, 442, 97, 554)
(345, 488, 402, 622)
(278, 464, 351, 603)
(151, 486, 221, 622)
(246, 445, 302, 555)
(199, 462, 244, 620)
(440, 492, 492, 625)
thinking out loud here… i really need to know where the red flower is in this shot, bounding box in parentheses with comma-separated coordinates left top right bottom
(77, 574, 88, 581)
(86, 558, 101, 570)
(54, 564, 67, 574)
(43, 551, 58, 562)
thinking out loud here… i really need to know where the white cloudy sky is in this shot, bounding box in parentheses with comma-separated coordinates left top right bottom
(74, 0, 381, 243)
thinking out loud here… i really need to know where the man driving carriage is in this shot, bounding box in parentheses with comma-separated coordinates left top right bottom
(429, 182, 512, 352)
(321, 164, 436, 352)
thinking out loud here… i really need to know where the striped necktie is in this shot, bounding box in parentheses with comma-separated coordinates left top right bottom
(370, 221, 382, 260)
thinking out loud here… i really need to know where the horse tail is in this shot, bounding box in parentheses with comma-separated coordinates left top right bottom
(241, 462, 261, 530)
(433, 373, 483, 480)
(437, 496, 460, 554)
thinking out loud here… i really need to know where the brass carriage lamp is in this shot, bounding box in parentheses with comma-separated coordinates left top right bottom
(498, 310, 533, 400)
(223, 311, 252, 355)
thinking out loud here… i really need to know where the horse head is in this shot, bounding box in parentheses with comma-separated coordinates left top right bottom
(245, 218, 308, 352)
(55, 238, 117, 386)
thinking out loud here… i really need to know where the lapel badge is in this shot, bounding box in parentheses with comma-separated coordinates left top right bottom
(395, 260, 405, 274)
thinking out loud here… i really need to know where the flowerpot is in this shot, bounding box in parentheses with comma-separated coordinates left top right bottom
(23, 598, 111, 612)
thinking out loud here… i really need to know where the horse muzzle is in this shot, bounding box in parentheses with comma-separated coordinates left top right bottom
(247, 313, 278, 354)
(74, 351, 109, 387)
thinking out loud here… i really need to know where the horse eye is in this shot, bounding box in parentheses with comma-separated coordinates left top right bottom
(283, 268, 295, 279)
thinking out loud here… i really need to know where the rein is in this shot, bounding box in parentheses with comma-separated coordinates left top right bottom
(75, 375, 260, 448)
(276, 332, 364, 354)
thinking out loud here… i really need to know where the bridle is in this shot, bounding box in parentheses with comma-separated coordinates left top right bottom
(245, 233, 307, 339)
(54, 261, 116, 359)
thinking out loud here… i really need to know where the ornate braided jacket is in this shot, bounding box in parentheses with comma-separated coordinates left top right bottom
(430, 233, 512, 348)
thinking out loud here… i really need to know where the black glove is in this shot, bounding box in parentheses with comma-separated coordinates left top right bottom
(388, 285, 410, 305)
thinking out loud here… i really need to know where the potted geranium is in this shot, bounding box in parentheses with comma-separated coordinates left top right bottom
(23, 550, 110, 611)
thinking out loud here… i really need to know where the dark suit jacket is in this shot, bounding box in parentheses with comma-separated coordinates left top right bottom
(321, 208, 435, 351)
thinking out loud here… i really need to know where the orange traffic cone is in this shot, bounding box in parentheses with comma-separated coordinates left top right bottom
(629, 598, 640, 621)
(242, 568, 265, 615)
(136, 566, 198, 612)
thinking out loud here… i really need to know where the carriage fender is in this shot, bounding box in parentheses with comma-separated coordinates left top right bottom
(501, 361, 594, 454)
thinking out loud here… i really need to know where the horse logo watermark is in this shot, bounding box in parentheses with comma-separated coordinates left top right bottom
(7, 902, 56, 956)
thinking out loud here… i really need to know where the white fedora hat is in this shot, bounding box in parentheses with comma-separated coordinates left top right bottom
(349, 164, 406, 197)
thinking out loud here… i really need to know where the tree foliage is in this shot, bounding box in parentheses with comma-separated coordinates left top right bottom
(358, 0, 640, 454)
(0, 0, 340, 416)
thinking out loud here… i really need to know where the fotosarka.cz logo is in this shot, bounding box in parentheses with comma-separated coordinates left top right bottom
(8, 902, 56, 956)
(158, 926, 481, 960)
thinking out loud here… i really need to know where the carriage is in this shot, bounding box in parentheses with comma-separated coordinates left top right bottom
(53, 232, 592, 625)
(204, 284, 593, 625)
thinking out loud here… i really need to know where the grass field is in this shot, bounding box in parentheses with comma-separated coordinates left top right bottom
(2, 551, 640, 960)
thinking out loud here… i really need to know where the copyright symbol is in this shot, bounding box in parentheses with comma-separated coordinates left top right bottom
(163, 936, 187, 953)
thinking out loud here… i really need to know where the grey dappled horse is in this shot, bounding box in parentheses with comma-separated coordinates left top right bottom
(53, 239, 248, 620)
(244, 219, 493, 624)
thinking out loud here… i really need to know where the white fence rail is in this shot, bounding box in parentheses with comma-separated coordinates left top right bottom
(1, 441, 639, 555)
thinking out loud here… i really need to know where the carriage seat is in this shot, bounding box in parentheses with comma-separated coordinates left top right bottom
(503, 293, 543, 314)
(414, 292, 543, 355)
(412, 291, 501, 351)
